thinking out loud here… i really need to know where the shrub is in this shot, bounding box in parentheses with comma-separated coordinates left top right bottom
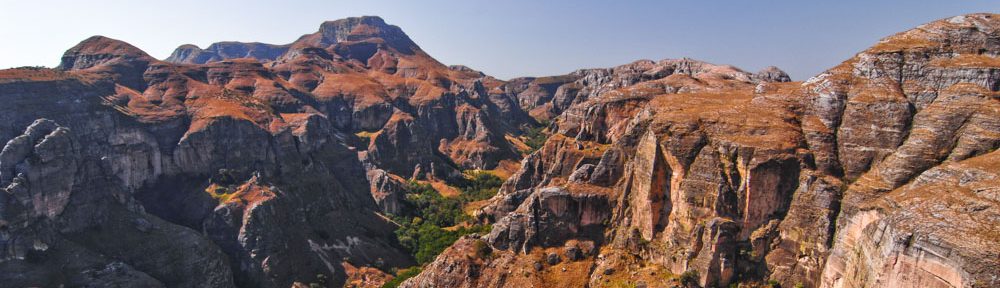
(459, 171, 503, 202)
(401, 181, 468, 227)
(522, 121, 550, 152)
(381, 267, 422, 288)
(472, 239, 493, 259)
(678, 270, 699, 286)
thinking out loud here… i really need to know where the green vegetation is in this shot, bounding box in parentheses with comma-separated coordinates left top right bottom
(205, 169, 241, 203)
(607, 279, 639, 288)
(386, 171, 503, 287)
(394, 217, 490, 263)
(14, 66, 48, 70)
(307, 274, 327, 288)
(205, 184, 237, 203)
(391, 180, 493, 264)
(678, 270, 700, 287)
(458, 171, 504, 202)
(381, 267, 422, 288)
(471, 239, 493, 259)
(522, 120, 550, 152)
(400, 181, 468, 226)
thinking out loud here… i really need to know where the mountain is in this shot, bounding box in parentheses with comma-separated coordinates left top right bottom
(0, 13, 998, 288)
(0, 16, 527, 288)
(405, 13, 1000, 288)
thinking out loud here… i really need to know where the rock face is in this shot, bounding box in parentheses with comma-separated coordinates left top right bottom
(367, 169, 408, 215)
(3, 12, 1000, 288)
(485, 187, 612, 253)
(409, 13, 1000, 288)
(820, 150, 1000, 288)
(0, 15, 531, 287)
(0, 119, 79, 219)
(0, 119, 234, 287)
(755, 66, 793, 83)
(165, 42, 290, 64)
(812, 14, 1000, 288)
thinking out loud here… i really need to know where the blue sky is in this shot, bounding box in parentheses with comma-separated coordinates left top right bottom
(1, 0, 996, 80)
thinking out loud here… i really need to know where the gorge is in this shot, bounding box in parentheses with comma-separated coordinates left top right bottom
(1, 13, 999, 288)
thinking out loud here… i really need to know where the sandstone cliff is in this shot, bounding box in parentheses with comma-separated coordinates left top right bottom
(2, 13, 999, 288)
(406, 13, 1000, 288)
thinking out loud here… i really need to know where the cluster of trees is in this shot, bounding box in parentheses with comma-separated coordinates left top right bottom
(394, 217, 491, 264)
(15, 65, 48, 70)
(522, 120, 550, 152)
(380, 267, 422, 288)
(397, 181, 468, 228)
(383, 172, 503, 287)
(458, 171, 505, 202)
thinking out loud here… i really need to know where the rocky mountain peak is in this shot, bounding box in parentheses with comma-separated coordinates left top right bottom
(164, 44, 203, 63)
(835, 13, 1000, 73)
(57, 35, 153, 70)
(318, 16, 397, 41)
(310, 16, 418, 53)
(165, 41, 290, 64)
(166, 16, 420, 65)
(755, 66, 792, 82)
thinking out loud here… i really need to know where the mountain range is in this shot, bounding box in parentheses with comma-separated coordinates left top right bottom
(0, 13, 998, 288)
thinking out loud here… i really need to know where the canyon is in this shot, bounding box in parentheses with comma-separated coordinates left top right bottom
(0, 13, 998, 288)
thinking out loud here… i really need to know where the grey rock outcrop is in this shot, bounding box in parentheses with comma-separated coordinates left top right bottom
(0, 119, 236, 287)
(485, 187, 612, 253)
(166, 42, 290, 64)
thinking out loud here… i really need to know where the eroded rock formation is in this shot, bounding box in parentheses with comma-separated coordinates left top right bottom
(2, 12, 999, 288)
(408, 13, 1000, 288)
(0, 16, 528, 287)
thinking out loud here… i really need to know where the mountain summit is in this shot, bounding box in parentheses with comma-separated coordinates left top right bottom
(166, 16, 419, 65)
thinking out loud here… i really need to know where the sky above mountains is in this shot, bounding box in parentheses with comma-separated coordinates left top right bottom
(1, 0, 996, 80)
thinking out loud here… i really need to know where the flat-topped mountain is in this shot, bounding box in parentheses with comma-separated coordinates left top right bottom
(165, 16, 419, 65)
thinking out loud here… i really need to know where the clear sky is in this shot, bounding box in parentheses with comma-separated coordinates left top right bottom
(1, 1, 996, 80)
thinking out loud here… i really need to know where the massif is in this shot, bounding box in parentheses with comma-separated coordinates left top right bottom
(0, 13, 998, 288)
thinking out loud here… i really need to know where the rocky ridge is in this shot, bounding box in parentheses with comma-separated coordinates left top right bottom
(0, 16, 528, 287)
(404, 13, 1000, 288)
(0, 13, 997, 288)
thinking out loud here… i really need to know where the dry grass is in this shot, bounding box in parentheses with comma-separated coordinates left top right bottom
(342, 261, 392, 288)
(426, 180, 462, 198)
(0, 67, 75, 82)
(485, 159, 522, 180)
(929, 54, 1000, 68)
(647, 89, 803, 151)
(868, 33, 939, 53)
(506, 134, 534, 154)
(205, 176, 276, 206)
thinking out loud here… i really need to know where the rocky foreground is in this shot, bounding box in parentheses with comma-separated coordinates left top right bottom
(0, 13, 998, 288)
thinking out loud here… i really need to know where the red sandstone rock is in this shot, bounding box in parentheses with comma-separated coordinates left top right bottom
(2, 13, 999, 288)
(411, 13, 1000, 288)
